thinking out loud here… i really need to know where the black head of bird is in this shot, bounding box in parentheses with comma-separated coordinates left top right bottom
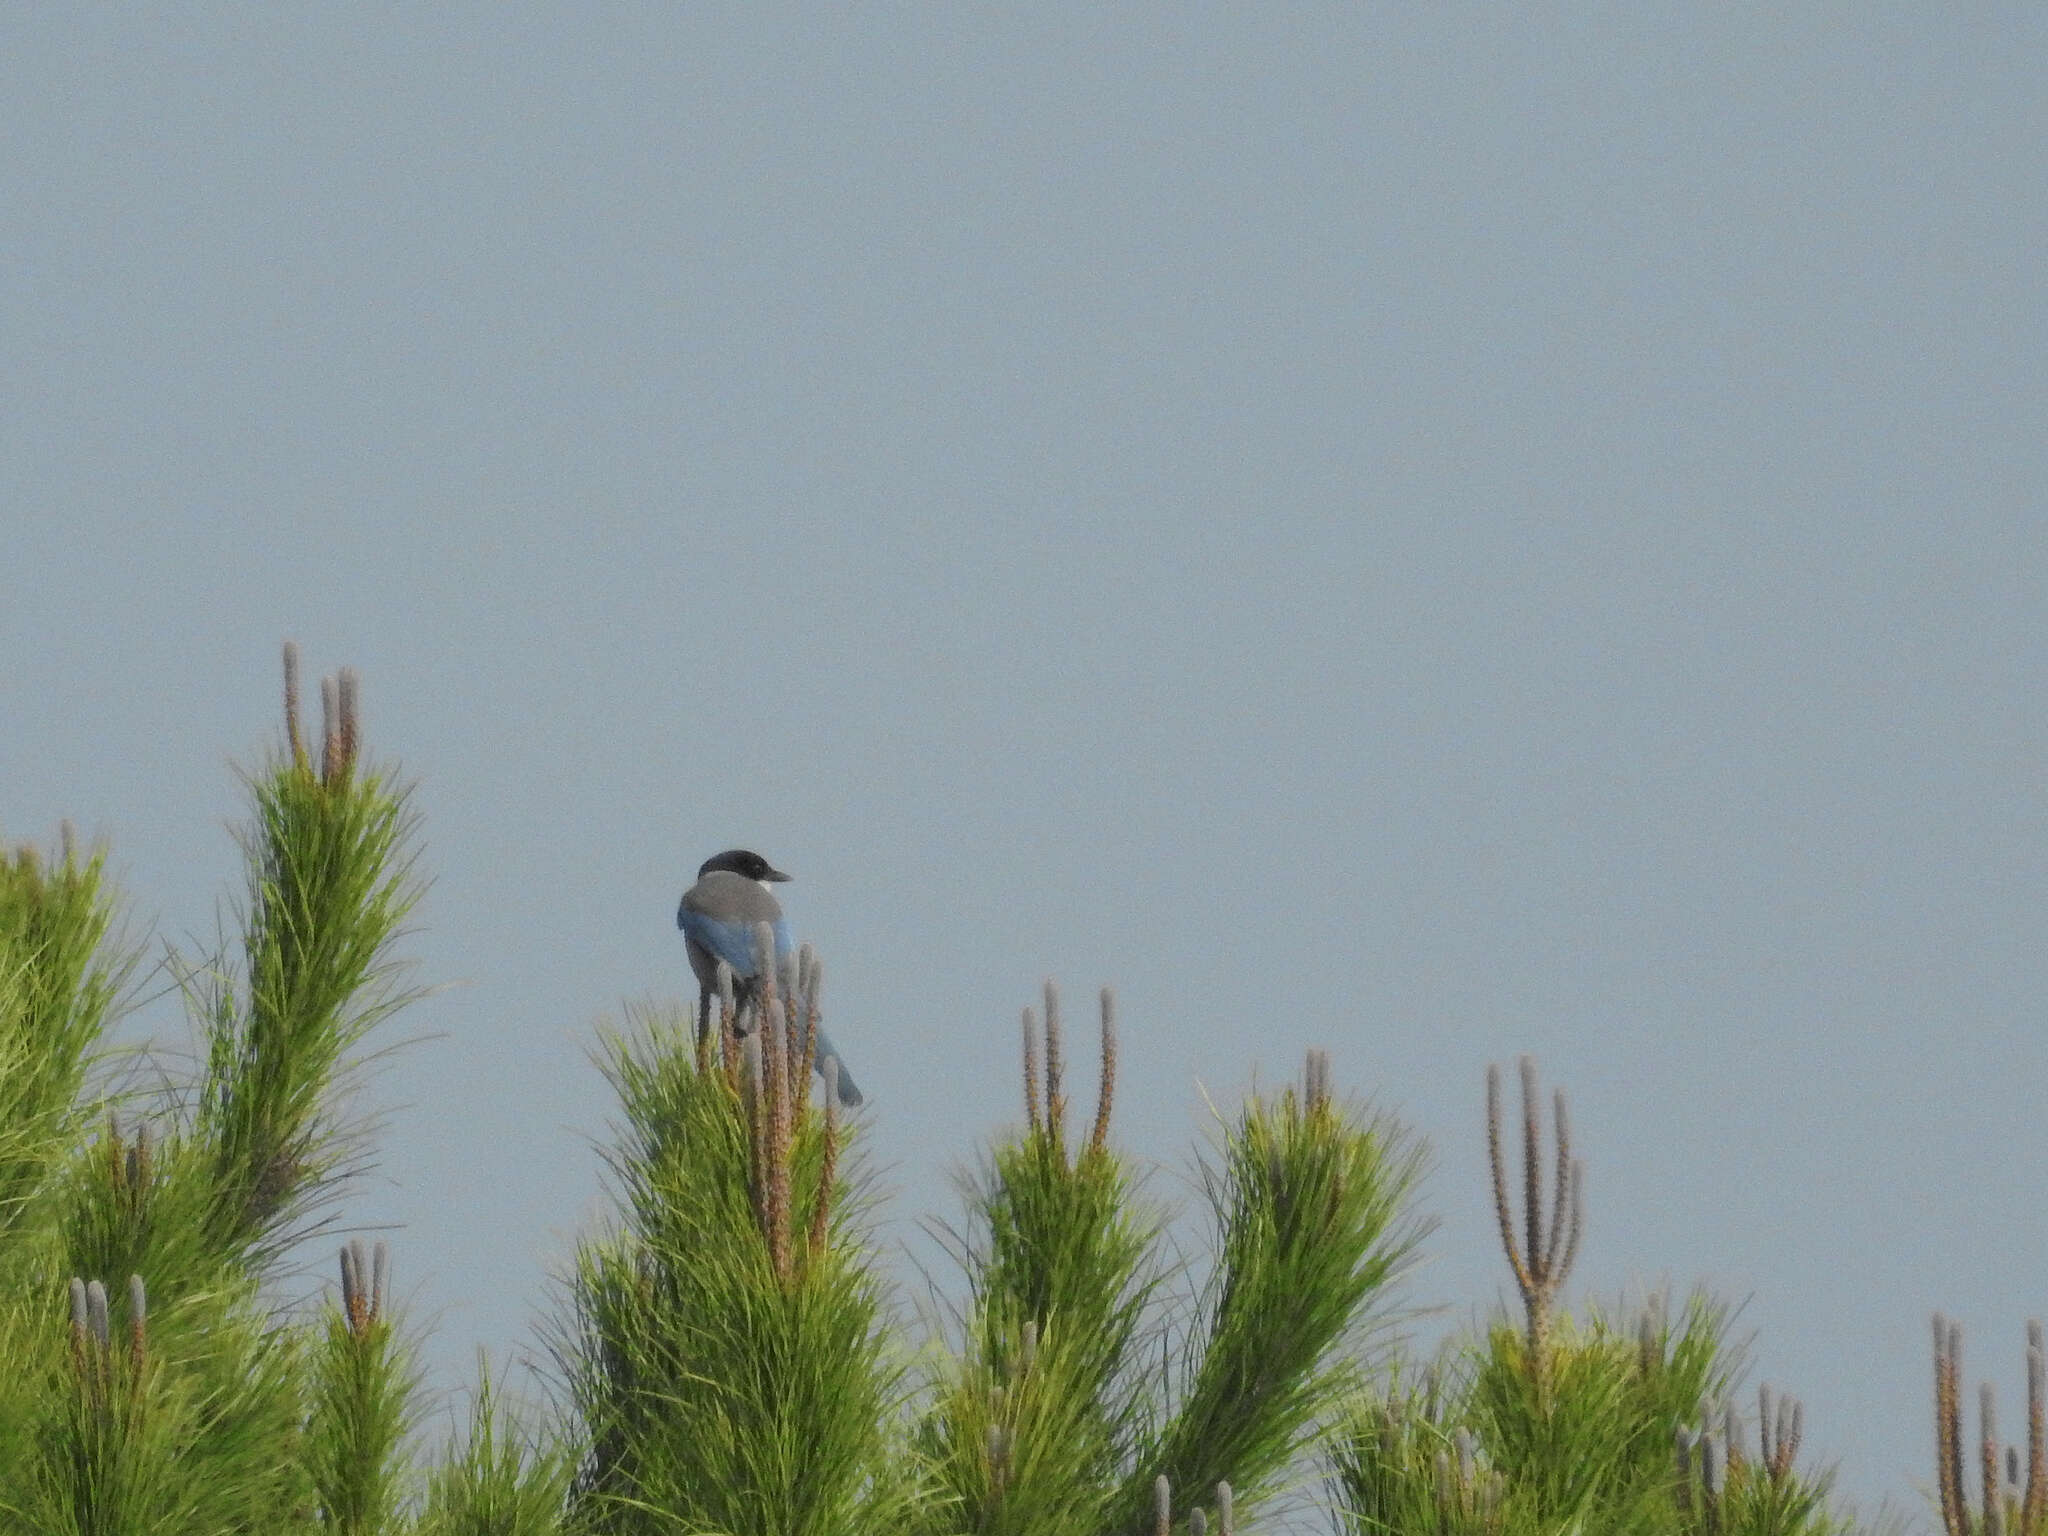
(696, 848, 791, 884)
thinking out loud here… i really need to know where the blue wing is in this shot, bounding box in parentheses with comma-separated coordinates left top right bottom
(678, 907, 791, 979)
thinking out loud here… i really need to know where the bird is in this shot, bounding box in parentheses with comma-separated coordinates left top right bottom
(676, 849, 862, 1107)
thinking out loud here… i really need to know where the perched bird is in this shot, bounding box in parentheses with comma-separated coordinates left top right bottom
(677, 849, 862, 1106)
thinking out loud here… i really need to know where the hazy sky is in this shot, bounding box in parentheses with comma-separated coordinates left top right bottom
(5, 9, 2044, 1519)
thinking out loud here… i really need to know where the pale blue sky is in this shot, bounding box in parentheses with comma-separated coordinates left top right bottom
(4, 9, 2044, 1519)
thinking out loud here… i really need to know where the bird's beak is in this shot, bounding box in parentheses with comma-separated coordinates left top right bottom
(764, 866, 792, 882)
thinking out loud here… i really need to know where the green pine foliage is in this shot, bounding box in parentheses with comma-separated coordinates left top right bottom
(1326, 1072, 1855, 1536)
(1138, 1051, 1424, 1525)
(914, 988, 1162, 1536)
(560, 993, 909, 1536)
(0, 647, 1966, 1534)
(0, 646, 426, 1535)
(195, 655, 426, 1265)
(309, 1240, 423, 1535)
(15, 1273, 311, 1536)
(412, 1354, 574, 1536)
(0, 831, 131, 1242)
